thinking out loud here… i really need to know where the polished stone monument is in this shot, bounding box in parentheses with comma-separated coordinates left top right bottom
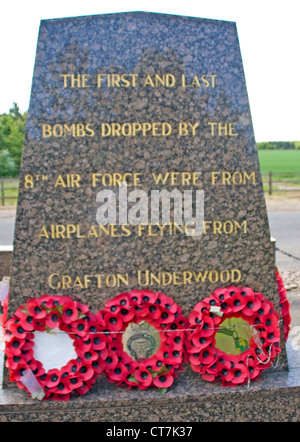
(1, 12, 299, 422)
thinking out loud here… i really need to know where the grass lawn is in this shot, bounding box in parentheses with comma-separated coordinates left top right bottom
(258, 150, 300, 175)
(258, 150, 300, 192)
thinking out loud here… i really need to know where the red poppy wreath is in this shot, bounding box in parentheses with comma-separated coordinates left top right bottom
(186, 286, 282, 386)
(5, 295, 107, 401)
(98, 290, 187, 391)
(276, 268, 291, 341)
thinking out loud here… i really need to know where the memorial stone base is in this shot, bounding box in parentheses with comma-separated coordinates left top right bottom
(0, 344, 299, 422)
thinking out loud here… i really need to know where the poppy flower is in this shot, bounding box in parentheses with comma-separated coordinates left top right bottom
(96, 346, 110, 363)
(152, 372, 174, 388)
(213, 288, 231, 302)
(30, 319, 45, 332)
(145, 355, 165, 372)
(123, 370, 141, 388)
(243, 294, 262, 316)
(256, 301, 272, 318)
(77, 364, 95, 382)
(159, 310, 175, 325)
(140, 290, 159, 305)
(26, 300, 47, 319)
(50, 379, 71, 396)
(104, 352, 119, 371)
(50, 392, 71, 401)
(94, 310, 106, 327)
(189, 310, 203, 327)
(38, 294, 55, 308)
(63, 359, 81, 376)
(202, 373, 216, 382)
(162, 348, 182, 365)
(76, 382, 93, 397)
(6, 337, 24, 356)
(188, 351, 202, 366)
(226, 287, 241, 297)
(62, 302, 79, 323)
(31, 360, 45, 378)
(91, 334, 107, 351)
(134, 368, 153, 389)
(79, 336, 92, 351)
(199, 315, 215, 337)
(156, 292, 180, 314)
(185, 335, 201, 355)
(14, 306, 29, 321)
(20, 347, 34, 363)
(82, 349, 99, 364)
(105, 293, 130, 312)
(7, 354, 23, 370)
(76, 302, 89, 316)
(280, 298, 291, 319)
(240, 287, 255, 297)
(168, 332, 184, 349)
(191, 332, 212, 350)
(18, 314, 36, 332)
(117, 307, 135, 323)
(45, 311, 61, 329)
(230, 293, 247, 312)
(263, 313, 279, 332)
(219, 299, 232, 314)
(282, 311, 292, 342)
(108, 363, 128, 382)
(10, 363, 28, 382)
(116, 350, 136, 368)
(103, 312, 123, 331)
(141, 303, 162, 320)
(70, 319, 88, 337)
(128, 290, 145, 305)
(68, 375, 83, 391)
(276, 269, 291, 341)
(45, 369, 61, 388)
(91, 359, 106, 374)
(265, 326, 281, 344)
(230, 363, 249, 385)
(220, 366, 235, 384)
(199, 347, 216, 366)
(191, 300, 210, 315)
(244, 354, 260, 380)
(190, 362, 205, 374)
(7, 321, 27, 339)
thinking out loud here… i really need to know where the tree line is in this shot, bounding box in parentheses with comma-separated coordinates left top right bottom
(257, 141, 300, 150)
(0, 103, 26, 177)
(0, 103, 299, 177)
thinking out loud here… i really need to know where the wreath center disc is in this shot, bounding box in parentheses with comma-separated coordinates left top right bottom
(215, 317, 252, 356)
(122, 320, 161, 362)
(33, 330, 77, 372)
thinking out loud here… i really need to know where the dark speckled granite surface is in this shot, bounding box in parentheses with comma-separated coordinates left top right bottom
(10, 11, 285, 341)
(2, 12, 295, 418)
(1, 351, 300, 421)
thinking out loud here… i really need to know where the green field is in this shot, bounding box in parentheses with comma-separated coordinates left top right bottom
(258, 150, 300, 175)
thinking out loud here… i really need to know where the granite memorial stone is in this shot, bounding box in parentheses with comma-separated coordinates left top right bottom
(2, 12, 291, 409)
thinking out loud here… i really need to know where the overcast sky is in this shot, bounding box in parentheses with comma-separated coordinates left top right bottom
(1, 0, 299, 142)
